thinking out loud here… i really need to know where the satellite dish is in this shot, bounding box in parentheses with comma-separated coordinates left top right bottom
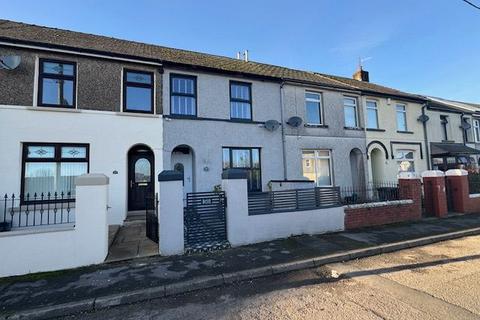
(264, 120, 280, 131)
(461, 119, 471, 130)
(287, 116, 303, 127)
(0, 56, 21, 70)
(417, 114, 429, 123)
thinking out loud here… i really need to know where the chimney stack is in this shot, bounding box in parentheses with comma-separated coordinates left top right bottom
(353, 66, 369, 82)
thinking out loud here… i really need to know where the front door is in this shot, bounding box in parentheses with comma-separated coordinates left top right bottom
(128, 151, 154, 211)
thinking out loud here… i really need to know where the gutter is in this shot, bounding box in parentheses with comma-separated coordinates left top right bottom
(421, 103, 431, 170)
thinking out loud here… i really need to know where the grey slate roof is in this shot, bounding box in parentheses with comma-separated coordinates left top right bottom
(0, 19, 423, 101)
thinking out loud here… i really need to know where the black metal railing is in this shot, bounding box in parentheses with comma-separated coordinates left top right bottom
(248, 187, 341, 216)
(469, 174, 480, 194)
(1, 192, 75, 232)
(340, 181, 400, 205)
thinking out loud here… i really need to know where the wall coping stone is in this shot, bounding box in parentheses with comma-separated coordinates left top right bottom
(344, 199, 413, 210)
(470, 194, 480, 199)
(421, 170, 445, 178)
(158, 170, 183, 182)
(398, 172, 420, 180)
(445, 169, 468, 176)
(75, 173, 109, 186)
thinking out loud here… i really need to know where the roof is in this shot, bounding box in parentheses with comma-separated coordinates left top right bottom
(426, 96, 480, 115)
(0, 19, 423, 101)
(430, 142, 480, 157)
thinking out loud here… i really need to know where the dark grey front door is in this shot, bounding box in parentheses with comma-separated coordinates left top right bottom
(128, 151, 154, 211)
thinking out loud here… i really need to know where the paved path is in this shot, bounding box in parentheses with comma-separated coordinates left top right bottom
(1, 213, 480, 317)
(68, 234, 480, 319)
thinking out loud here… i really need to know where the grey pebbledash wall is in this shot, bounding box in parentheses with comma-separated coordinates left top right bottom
(162, 68, 285, 192)
(0, 47, 163, 113)
(282, 83, 369, 187)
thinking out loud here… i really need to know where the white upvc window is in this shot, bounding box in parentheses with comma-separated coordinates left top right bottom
(395, 150, 415, 174)
(396, 104, 407, 131)
(302, 150, 333, 186)
(474, 119, 480, 142)
(366, 100, 379, 129)
(344, 97, 358, 127)
(305, 92, 323, 125)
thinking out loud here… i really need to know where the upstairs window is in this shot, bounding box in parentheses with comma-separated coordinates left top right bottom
(396, 104, 407, 131)
(123, 70, 154, 113)
(38, 59, 76, 108)
(230, 81, 252, 120)
(440, 115, 449, 141)
(344, 97, 358, 127)
(305, 92, 323, 125)
(170, 74, 197, 116)
(366, 100, 379, 129)
(474, 119, 480, 142)
(22, 143, 89, 201)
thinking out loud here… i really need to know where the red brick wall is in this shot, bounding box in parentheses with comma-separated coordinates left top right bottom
(344, 179, 422, 230)
(447, 174, 480, 214)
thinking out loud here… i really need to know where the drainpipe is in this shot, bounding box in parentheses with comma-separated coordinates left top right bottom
(460, 113, 467, 145)
(421, 103, 431, 170)
(280, 80, 288, 180)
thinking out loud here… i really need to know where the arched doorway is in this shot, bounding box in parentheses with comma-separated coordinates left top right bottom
(370, 148, 385, 183)
(350, 148, 365, 189)
(127, 144, 154, 211)
(171, 145, 194, 198)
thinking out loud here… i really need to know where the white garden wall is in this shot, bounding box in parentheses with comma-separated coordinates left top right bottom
(221, 177, 345, 247)
(0, 174, 109, 277)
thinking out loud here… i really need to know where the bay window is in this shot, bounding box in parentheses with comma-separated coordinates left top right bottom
(22, 143, 89, 201)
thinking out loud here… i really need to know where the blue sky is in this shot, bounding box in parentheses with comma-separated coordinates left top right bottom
(2, 0, 480, 102)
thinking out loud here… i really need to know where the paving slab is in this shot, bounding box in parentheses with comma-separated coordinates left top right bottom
(1, 213, 480, 318)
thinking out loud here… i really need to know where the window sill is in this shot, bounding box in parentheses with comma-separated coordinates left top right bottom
(116, 112, 160, 118)
(366, 128, 386, 132)
(168, 114, 198, 120)
(304, 124, 329, 128)
(344, 126, 364, 131)
(230, 118, 254, 123)
(397, 130, 414, 134)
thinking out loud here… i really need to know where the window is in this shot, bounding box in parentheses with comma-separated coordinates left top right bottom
(440, 115, 449, 141)
(344, 97, 358, 127)
(366, 100, 379, 129)
(38, 59, 76, 108)
(123, 69, 154, 113)
(22, 143, 89, 201)
(222, 147, 261, 191)
(395, 150, 415, 174)
(474, 119, 480, 142)
(230, 81, 252, 120)
(170, 74, 197, 116)
(396, 104, 407, 131)
(305, 92, 322, 125)
(302, 150, 333, 186)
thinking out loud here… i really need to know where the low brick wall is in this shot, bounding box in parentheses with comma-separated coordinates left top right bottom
(446, 171, 480, 214)
(344, 177, 422, 230)
(467, 194, 480, 214)
(344, 200, 421, 230)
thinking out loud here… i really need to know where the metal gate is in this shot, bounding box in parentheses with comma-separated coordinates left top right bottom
(145, 193, 159, 243)
(184, 191, 229, 252)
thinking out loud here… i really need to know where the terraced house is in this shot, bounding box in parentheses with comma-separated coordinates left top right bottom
(1, 19, 456, 229)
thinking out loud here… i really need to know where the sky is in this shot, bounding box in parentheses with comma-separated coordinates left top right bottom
(2, 0, 480, 102)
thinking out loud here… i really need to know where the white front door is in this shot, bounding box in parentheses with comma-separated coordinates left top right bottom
(171, 151, 193, 198)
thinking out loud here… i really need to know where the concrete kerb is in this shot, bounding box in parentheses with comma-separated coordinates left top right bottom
(4, 227, 480, 320)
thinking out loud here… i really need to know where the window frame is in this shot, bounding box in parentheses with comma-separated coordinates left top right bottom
(474, 119, 480, 142)
(21, 142, 90, 204)
(222, 147, 261, 192)
(343, 96, 358, 128)
(395, 149, 415, 174)
(229, 81, 253, 121)
(122, 69, 155, 114)
(170, 73, 198, 117)
(396, 103, 408, 131)
(305, 91, 324, 125)
(38, 58, 77, 109)
(301, 149, 333, 187)
(366, 100, 379, 129)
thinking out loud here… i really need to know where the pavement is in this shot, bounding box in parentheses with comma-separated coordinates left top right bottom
(2, 213, 480, 319)
(66, 234, 480, 320)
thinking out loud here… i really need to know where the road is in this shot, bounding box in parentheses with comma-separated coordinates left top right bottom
(68, 235, 480, 319)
